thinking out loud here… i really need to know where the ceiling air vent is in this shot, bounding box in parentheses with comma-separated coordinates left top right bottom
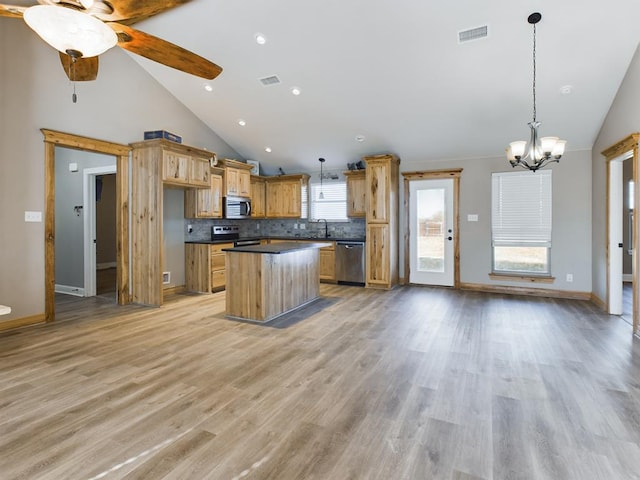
(458, 25, 488, 44)
(259, 75, 281, 86)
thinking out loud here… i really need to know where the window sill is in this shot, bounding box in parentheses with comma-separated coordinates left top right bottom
(489, 273, 555, 284)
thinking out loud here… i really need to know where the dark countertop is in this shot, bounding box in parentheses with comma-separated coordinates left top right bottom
(223, 241, 332, 254)
(185, 235, 365, 245)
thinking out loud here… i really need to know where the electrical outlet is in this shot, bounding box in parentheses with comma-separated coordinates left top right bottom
(187, 224, 193, 233)
(566, 273, 573, 282)
(294, 223, 298, 229)
(25, 211, 42, 222)
(300, 224, 306, 230)
(467, 214, 479, 222)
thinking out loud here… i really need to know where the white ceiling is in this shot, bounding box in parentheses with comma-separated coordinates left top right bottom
(13, 1, 640, 173)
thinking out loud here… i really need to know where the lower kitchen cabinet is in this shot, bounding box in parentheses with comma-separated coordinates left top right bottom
(319, 243, 336, 282)
(185, 242, 233, 293)
(366, 224, 393, 288)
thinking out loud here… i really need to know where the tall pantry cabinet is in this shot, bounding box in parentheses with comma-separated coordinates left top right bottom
(364, 154, 400, 289)
(130, 139, 215, 306)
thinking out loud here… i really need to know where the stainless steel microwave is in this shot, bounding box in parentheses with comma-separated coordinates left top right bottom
(224, 196, 251, 219)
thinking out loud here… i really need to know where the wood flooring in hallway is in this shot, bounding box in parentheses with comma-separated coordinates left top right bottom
(1, 285, 640, 479)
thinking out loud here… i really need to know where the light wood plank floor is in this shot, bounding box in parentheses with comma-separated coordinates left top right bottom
(1, 285, 640, 479)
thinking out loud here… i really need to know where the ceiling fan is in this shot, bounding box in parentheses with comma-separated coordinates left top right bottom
(0, 0, 222, 82)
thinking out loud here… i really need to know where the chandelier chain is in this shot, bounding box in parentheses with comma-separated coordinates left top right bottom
(532, 23, 536, 122)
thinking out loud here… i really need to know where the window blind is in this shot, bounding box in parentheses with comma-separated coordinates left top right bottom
(309, 182, 347, 221)
(491, 170, 552, 247)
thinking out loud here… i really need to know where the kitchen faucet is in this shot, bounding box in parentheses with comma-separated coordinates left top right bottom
(316, 219, 329, 238)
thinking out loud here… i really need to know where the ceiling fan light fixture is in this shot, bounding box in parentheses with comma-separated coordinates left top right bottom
(24, 5, 117, 58)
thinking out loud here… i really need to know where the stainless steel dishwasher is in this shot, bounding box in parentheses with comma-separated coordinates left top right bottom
(335, 241, 365, 285)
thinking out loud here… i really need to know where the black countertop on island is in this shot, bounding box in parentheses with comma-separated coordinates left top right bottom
(222, 241, 332, 254)
(185, 235, 365, 245)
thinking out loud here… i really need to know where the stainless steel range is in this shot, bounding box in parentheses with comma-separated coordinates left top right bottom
(211, 225, 240, 242)
(211, 225, 260, 247)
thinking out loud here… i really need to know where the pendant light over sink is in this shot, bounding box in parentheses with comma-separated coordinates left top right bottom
(505, 12, 566, 171)
(318, 157, 325, 199)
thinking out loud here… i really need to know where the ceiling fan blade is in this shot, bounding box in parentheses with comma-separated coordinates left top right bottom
(108, 23, 222, 80)
(59, 52, 99, 81)
(0, 4, 25, 18)
(94, 0, 191, 23)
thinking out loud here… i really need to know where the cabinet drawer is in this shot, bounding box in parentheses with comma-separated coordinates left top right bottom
(210, 243, 233, 254)
(211, 269, 226, 290)
(211, 253, 225, 270)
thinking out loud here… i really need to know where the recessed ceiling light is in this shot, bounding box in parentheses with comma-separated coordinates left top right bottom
(560, 85, 573, 95)
(355, 134, 366, 142)
(265, 147, 272, 153)
(291, 86, 301, 96)
(238, 119, 246, 126)
(255, 33, 267, 45)
(203, 84, 213, 92)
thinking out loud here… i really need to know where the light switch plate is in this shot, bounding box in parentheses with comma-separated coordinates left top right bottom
(25, 211, 42, 222)
(467, 214, 479, 222)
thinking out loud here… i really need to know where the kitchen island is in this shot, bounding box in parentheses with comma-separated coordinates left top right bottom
(223, 242, 330, 323)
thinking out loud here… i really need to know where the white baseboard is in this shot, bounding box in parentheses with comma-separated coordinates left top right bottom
(623, 274, 633, 283)
(97, 262, 117, 270)
(55, 284, 85, 297)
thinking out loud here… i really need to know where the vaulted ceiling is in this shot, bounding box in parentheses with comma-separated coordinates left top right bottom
(9, 0, 640, 173)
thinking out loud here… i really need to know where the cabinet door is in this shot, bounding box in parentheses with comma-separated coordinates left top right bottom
(226, 168, 238, 195)
(251, 178, 266, 217)
(238, 170, 251, 197)
(163, 151, 190, 185)
(184, 173, 222, 218)
(319, 249, 335, 281)
(346, 173, 366, 217)
(210, 174, 223, 217)
(366, 224, 390, 287)
(280, 180, 301, 217)
(190, 158, 211, 187)
(366, 161, 389, 223)
(266, 181, 283, 217)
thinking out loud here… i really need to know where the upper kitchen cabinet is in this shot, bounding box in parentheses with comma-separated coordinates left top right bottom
(344, 169, 366, 217)
(250, 175, 266, 218)
(366, 155, 399, 223)
(265, 174, 309, 218)
(218, 158, 252, 197)
(184, 166, 224, 218)
(155, 141, 212, 188)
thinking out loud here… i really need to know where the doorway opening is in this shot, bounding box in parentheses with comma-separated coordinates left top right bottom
(84, 168, 117, 300)
(603, 133, 638, 334)
(43, 129, 131, 324)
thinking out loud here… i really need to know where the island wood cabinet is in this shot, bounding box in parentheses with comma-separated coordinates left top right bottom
(250, 175, 266, 218)
(265, 174, 309, 218)
(130, 139, 216, 306)
(269, 239, 335, 282)
(365, 154, 400, 289)
(344, 169, 367, 217)
(185, 242, 233, 293)
(184, 166, 224, 218)
(218, 158, 252, 197)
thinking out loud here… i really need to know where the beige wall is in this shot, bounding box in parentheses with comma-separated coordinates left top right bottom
(0, 19, 240, 322)
(592, 43, 640, 304)
(400, 150, 593, 293)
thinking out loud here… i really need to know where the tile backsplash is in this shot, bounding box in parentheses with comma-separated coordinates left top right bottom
(185, 218, 365, 241)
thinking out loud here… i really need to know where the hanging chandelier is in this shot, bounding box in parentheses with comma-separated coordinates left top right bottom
(506, 12, 566, 172)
